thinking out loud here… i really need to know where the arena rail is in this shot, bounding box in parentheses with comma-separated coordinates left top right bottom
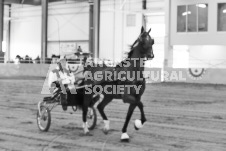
(0, 62, 226, 85)
(145, 67, 226, 85)
(0, 56, 83, 64)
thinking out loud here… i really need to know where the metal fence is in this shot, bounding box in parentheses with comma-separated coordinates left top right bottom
(2, 56, 226, 68)
(0, 57, 84, 64)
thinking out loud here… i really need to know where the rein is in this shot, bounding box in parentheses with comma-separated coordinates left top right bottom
(131, 33, 142, 48)
(131, 28, 151, 48)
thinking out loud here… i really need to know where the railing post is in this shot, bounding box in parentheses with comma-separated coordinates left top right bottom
(93, 0, 100, 58)
(89, 0, 94, 57)
(41, 0, 48, 64)
(0, 0, 4, 63)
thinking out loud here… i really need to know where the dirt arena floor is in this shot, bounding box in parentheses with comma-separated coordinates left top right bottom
(1, 79, 226, 151)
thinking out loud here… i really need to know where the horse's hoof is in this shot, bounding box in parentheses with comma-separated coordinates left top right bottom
(102, 128, 109, 135)
(134, 119, 143, 130)
(121, 138, 130, 142)
(83, 129, 90, 135)
(103, 120, 110, 134)
(134, 124, 139, 130)
(120, 133, 129, 142)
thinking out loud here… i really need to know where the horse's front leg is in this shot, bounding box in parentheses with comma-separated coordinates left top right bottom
(121, 103, 136, 141)
(97, 95, 112, 134)
(134, 101, 146, 130)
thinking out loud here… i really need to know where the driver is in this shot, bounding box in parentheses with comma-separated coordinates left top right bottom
(48, 58, 76, 111)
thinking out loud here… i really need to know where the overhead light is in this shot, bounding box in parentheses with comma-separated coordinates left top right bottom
(223, 9, 226, 13)
(182, 11, 191, 16)
(196, 4, 207, 8)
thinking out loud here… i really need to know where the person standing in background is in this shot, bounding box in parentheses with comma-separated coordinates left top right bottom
(77, 46, 82, 53)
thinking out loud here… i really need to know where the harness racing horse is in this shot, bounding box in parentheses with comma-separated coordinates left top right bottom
(82, 26, 154, 141)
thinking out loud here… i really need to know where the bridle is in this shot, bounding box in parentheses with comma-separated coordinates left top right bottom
(131, 28, 152, 49)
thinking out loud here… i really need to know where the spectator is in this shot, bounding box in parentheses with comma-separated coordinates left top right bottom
(0, 51, 4, 63)
(15, 55, 20, 64)
(51, 54, 59, 64)
(29, 56, 33, 63)
(25, 55, 33, 63)
(51, 54, 56, 58)
(25, 55, 30, 63)
(34, 56, 40, 64)
(77, 46, 82, 53)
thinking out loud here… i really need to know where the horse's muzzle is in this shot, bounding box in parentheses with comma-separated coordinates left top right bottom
(147, 54, 154, 60)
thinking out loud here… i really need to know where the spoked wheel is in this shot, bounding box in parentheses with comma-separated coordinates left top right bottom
(37, 106, 51, 132)
(87, 107, 97, 130)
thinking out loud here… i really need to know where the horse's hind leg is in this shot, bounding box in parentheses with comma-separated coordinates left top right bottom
(82, 105, 89, 134)
(82, 95, 91, 134)
(97, 96, 112, 134)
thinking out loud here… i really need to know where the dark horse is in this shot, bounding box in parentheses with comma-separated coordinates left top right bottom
(81, 27, 154, 141)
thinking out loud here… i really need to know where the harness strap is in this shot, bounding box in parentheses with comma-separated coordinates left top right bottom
(52, 69, 70, 78)
(52, 69, 68, 94)
(131, 31, 145, 48)
(52, 69, 60, 78)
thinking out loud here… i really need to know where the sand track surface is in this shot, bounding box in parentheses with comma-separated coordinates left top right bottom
(1, 80, 226, 151)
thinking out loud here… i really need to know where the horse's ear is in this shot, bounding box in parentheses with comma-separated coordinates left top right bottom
(141, 26, 145, 33)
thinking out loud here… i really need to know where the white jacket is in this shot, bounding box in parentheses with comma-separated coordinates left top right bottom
(48, 69, 75, 88)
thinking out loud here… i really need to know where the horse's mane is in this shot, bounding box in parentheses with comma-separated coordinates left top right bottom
(83, 61, 108, 73)
(127, 46, 134, 58)
(83, 44, 135, 71)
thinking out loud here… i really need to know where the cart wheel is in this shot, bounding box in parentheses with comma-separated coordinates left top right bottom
(87, 107, 97, 130)
(37, 106, 51, 132)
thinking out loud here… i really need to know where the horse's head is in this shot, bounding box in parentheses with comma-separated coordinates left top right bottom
(130, 26, 155, 60)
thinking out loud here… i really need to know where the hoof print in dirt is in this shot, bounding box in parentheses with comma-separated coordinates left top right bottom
(21, 121, 33, 124)
(102, 129, 109, 135)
